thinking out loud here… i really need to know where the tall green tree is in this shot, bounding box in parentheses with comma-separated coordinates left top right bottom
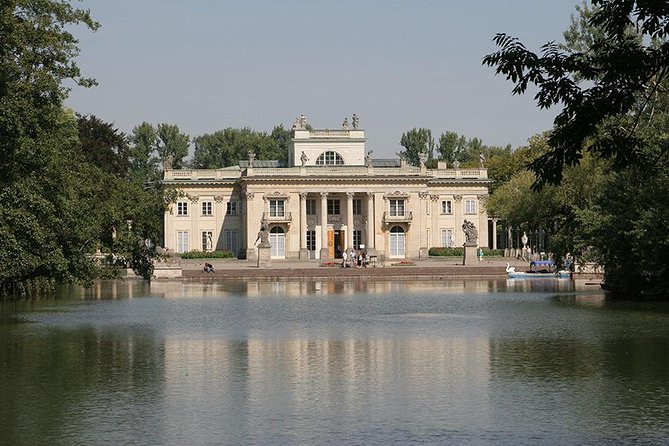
(436, 131, 467, 163)
(0, 1, 100, 294)
(399, 128, 434, 165)
(156, 123, 189, 169)
(77, 114, 130, 177)
(129, 122, 160, 184)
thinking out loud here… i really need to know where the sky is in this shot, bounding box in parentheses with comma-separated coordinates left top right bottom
(66, 0, 582, 158)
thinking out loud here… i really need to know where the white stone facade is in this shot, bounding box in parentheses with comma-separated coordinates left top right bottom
(162, 122, 490, 261)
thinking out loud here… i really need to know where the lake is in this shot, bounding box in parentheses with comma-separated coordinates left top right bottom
(1, 278, 668, 445)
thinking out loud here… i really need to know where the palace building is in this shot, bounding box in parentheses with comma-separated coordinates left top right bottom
(162, 115, 491, 261)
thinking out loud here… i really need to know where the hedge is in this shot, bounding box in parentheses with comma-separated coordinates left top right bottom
(428, 247, 504, 257)
(179, 250, 237, 259)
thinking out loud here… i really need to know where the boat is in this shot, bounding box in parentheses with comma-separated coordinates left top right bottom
(506, 261, 571, 279)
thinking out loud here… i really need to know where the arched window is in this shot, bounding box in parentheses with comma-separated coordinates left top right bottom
(315, 151, 344, 165)
(269, 226, 286, 258)
(389, 226, 405, 258)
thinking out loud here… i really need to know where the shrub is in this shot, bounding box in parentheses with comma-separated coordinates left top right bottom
(429, 247, 464, 257)
(179, 250, 237, 259)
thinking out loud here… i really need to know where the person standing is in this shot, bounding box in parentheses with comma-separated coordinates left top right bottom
(341, 250, 348, 268)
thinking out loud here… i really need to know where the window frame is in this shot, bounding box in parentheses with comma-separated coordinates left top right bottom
(441, 200, 452, 215)
(464, 199, 477, 215)
(269, 199, 285, 217)
(177, 201, 188, 216)
(389, 199, 405, 217)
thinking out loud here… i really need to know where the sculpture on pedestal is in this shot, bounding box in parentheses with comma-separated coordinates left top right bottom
(255, 221, 270, 247)
(462, 219, 478, 245)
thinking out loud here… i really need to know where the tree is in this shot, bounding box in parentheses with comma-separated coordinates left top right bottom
(436, 131, 467, 163)
(399, 128, 434, 165)
(191, 126, 289, 169)
(129, 122, 160, 184)
(77, 114, 130, 177)
(156, 123, 189, 169)
(483, 1, 669, 299)
(483, 0, 669, 188)
(0, 1, 100, 295)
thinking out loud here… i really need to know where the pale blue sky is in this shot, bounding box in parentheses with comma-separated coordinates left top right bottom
(67, 0, 581, 158)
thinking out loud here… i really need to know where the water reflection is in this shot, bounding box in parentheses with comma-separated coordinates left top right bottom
(1, 279, 668, 445)
(147, 277, 508, 299)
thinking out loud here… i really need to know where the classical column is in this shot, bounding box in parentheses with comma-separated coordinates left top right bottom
(492, 218, 498, 250)
(418, 192, 429, 258)
(453, 195, 463, 245)
(429, 194, 440, 250)
(366, 192, 375, 253)
(320, 192, 329, 260)
(346, 192, 354, 250)
(244, 192, 257, 260)
(299, 192, 308, 259)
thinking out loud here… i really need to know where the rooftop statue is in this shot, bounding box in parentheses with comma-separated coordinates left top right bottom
(292, 113, 308, 130)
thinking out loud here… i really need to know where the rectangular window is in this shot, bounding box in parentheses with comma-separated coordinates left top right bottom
(353, 199, 362, 215)
(226, 201, 237, 215)
(389, 199, 405, 217)
(202, 201, 213, 216)
(269, 199, 285, 217)
(306, 199, 316, 215)
(201, 231, 213, 251)
(177, 231, 189, 253)
(441, 200, 452, 214)
(306, 230, 316, 251)
(441, 229, 455, 247)
(465, 199, 477, 214)
(225, 230, 238, 254)
(177, 202, 188, 216)
(327, 199, 340, 215)
(353, 230, 362, 249)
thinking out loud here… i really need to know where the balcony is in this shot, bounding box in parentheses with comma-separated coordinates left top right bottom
(382, 211, 413, 225)
(262, 212, 292, 224)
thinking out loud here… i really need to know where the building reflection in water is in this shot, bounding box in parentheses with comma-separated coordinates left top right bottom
(160, 335, 492, 443)
(146, 278, 505, 299)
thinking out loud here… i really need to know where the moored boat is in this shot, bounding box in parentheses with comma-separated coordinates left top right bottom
(506, 261, 572, 279)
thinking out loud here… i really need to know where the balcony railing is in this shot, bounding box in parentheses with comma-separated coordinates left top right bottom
(382, 211, 413, 225)
(262, 212, 292, 224)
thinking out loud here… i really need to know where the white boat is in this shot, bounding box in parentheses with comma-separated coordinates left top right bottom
(506, 261, 571, 279)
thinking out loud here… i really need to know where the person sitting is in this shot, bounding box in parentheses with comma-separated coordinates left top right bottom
(203, 262, 214, 273)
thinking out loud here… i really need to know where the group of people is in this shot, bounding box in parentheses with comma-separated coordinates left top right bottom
(341, 249, 368, 268)
(203, 262, 214, 273)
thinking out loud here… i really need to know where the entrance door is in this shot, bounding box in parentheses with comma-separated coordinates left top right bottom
(269, 226, 285, 258)
(332, 229, 344, 258)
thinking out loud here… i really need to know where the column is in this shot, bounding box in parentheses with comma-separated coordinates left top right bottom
(453, 195, 463, 245)
(299, 192, 308, 259)
(244, 192, 257, 260)
(320, 192, 329, 260)
(418, 192, 429, 258)
(346, 192, 354, 250)
(366, 192, 375, 253)
(492, 218, 498, 250)
(430, 194, 440, 249)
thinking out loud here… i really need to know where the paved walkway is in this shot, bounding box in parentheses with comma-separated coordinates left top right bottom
(177, 256, 527, 280)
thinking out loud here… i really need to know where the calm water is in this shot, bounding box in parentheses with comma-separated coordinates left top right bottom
(1, 279, 669, 446)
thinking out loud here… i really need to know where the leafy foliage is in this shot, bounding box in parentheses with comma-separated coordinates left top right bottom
(484, 1, 669, 299)
(399, 128, 434, 165)
(483, 0, 669, 189)
(191, 126, 289, 168)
